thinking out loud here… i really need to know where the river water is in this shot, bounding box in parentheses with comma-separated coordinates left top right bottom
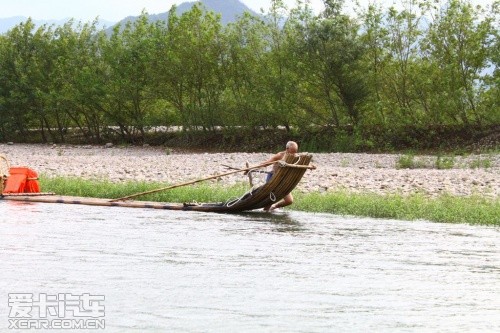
(1, 201, 499, 332)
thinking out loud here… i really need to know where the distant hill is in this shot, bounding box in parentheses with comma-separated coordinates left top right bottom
(0, 16, 115, 34)
(110, 0, 257, 32)
(0, 0, 256, 35)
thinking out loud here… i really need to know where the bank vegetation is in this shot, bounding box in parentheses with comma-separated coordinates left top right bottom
(0, 0, 498, 152)
(41, 176, 499, 225)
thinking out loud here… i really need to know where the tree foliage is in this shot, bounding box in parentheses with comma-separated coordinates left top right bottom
(0, 0, 497, 148)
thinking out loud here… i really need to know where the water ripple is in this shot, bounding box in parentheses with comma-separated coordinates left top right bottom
(0, 201, 499, 332)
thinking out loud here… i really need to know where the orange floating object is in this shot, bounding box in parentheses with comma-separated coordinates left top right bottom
(3, 167, 40, 194)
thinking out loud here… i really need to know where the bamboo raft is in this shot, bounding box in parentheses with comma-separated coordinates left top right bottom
(1, 153, 314, 213)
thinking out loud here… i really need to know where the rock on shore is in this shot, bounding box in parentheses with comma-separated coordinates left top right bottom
(1, 144, 499, 198)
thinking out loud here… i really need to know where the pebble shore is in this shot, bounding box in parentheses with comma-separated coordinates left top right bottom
(1, 143, 499, 198)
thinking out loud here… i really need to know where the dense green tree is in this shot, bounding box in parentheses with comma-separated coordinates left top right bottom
(293, 0, 368, 128)
(0, 1, 497, 149)
(420, 0, 497, 125)
(358, 3, 391, 125)
(260, 0, 301, 131)
(483, 0, 500, 123)
(153, 4, 227, 133)
(0, 20, 51, 140)
(149, 7, 187, 131)
(102, 13, 157, 142)
(49, 20, 108, 143)
(68, 25, 109, 143)
(224, 12, 270, 128)
(382, 0, 427, 125)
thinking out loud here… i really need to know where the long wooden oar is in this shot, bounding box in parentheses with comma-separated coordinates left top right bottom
(221, 164, 270, 173)
(110, 160, 276, 202)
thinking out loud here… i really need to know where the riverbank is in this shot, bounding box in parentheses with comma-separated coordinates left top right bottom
(2, 143, 498, 197)
(39, 177, 499, 225)
(2, 143, 499, 224)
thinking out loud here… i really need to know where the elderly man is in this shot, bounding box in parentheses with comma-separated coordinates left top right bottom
(263, 141, 299, 212)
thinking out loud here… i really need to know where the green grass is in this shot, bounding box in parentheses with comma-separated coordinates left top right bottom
(293, 191, 499, 225)
(40, 176, 249, 204)
(468, 156, 493, 169)
(39, 176, 499, 226)
(396, 153, 495, 170)
(435, 155, 455, 169)
(396, 154, 428, 169)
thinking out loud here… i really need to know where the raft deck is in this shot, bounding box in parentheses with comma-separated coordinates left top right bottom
(2, 194, 226, 211)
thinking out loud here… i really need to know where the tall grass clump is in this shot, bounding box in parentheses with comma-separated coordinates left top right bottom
(435, 155, 455, 169)
(396, 154, 428, 169)
(468, 156, 492, 169)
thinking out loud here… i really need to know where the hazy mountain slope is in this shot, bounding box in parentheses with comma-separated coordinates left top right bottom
(0, 16, 115, 34)
(113, 0, 257, 30)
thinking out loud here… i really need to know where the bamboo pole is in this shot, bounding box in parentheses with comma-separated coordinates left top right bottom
(279, 162, 317, 170)
(246, 162, 253, 187)
(0, 154, 10, 176)
(110, 160, 277, 202)
(0, 154, 9, 194)
(221, 164, 269, 173)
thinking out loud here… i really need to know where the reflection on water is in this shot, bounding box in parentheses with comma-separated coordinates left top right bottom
(1, 201, 499, 332)
(236, 211, 306, 233)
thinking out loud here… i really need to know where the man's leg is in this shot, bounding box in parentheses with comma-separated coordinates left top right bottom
(269, 193, 293, 211)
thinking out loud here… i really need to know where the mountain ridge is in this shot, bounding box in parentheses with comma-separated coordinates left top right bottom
(1, 0, 257, 34)
(110, 0, 257, 31)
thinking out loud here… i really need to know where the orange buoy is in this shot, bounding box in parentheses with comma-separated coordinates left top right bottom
(3, 167, 41, 194)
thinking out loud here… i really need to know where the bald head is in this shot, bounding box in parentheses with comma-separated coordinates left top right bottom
(285, 141, 298, 154)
